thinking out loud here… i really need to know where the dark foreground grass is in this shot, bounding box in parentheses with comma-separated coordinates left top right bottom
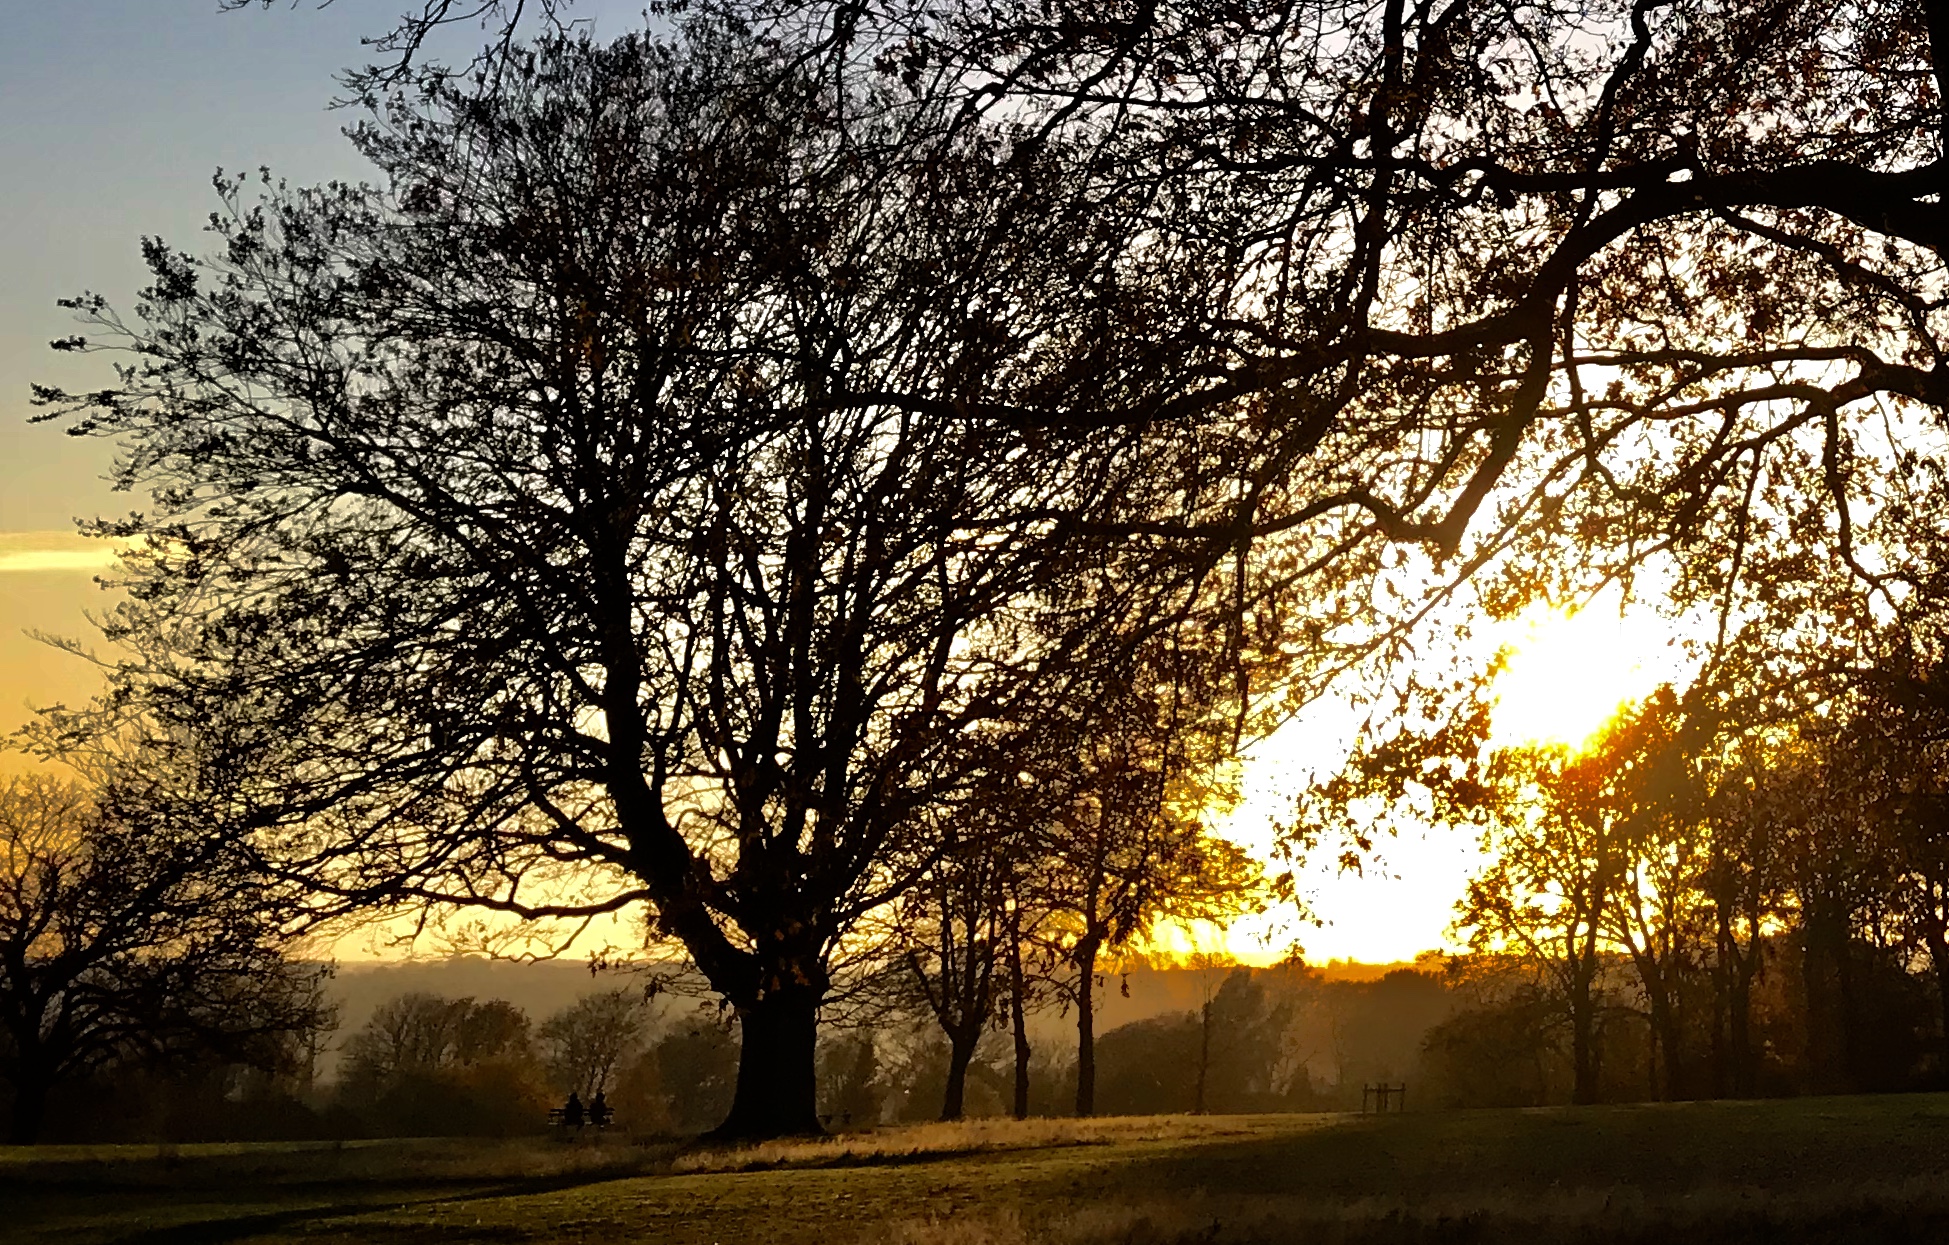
(8, 1096, 1949, 1244)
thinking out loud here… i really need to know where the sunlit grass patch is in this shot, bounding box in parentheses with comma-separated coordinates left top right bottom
(672, 1112, 1313, 1173)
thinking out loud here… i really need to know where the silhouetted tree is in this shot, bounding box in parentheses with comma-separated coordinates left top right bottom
(900, 806, 1011, 1121)
(539, 987, 651, 1100)
(1033, 657, 1267, 1115)
(1454, 741, 1629, 1105)
(237, 1, 1949, 761)
(1588, 688, 1710, 1100)
(1701, 743, 1793, 1098)
(1323, 684, 1701, 1104)
(1187, 952, 1228, 1115)
(0, 771, 328, 1144)
(1001, 871, 1044, 1120)
(38, 26, 1257, 1139)
(254, 0, 1949, 548)
(895, 0, 1949, 602)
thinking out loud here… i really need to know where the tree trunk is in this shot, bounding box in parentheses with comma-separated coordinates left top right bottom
(1709, 976, 1728, 1098)
(1835, 933, 1864, 1090)
(1010, 934, 1031, 1119)
(1570, 979, 1599, 1106)
(7, 1075, 48, 1146)
(1194, 999, 1212, 1114)
(710, 988, 824, 1141)
(1074, 938, 1100, 1117)
(1802, 910, 1849, 1093)
(940, 1029, 978, 1121)
(1711, 905, 1733, 1098)
(1646, 983, 1683, 1102)
(1728, 963, 1756, 1098)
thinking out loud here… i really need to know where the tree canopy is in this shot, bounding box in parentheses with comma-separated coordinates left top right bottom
(0, 771, 327, 1143)
(36, 24, 1284, 1137)
(42, 0, 1949, 1138)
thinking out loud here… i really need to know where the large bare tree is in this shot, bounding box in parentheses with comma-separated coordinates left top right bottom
(36, 26, 1265, 1137)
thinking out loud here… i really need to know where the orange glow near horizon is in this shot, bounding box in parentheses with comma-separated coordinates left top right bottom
(4, 542, 1694, 967)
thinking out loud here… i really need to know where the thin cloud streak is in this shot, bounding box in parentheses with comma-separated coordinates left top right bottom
(0, 531, 121, 573)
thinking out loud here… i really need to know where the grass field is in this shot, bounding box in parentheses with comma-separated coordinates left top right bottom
(9, 1096, 1949, 1243)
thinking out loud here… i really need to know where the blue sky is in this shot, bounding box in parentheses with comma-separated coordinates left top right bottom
(2, 2, 383, 530)
(0, 1, 650, 740)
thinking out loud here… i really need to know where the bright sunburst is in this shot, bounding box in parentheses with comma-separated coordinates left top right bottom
(1487, 602, 1687, 751)
(1175, 595, 1699, 965)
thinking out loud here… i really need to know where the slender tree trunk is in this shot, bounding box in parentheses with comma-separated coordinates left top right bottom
(1647, 1014, 1660, 1102)
(1571, 867, 1610, 1107)
(1709, 977, 1728, 1098)
(1647, 984, 1683, 1101)
(1570, 975, 1599, 1106)
(1836, 934, 1864, 1090)
(1711, 905, 1734, 1098)
(1802, 910, 1849, 1093)
(1729, 963, 1756, 1097)
(711, 987, 824, 1140)
(1624, 916, 1684, 1101)
(1010, 935, 1031, 1119)
(1194, 1000, 1212, 1114)
(1074, 937, 1100, 1116)
(940, 1029, 978, 1121)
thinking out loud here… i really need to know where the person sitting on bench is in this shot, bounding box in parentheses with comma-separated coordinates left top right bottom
(588, 1090, 612, 1128)
(562, 1091, 585, 1128)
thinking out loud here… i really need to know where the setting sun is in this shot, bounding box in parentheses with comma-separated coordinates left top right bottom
(1487, 601, 1691, 751)
(1184, 595, 1698, 967)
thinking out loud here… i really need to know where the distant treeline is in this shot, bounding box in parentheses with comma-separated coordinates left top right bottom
(20, 917, 1949, 1143)
(0, 961, 1422, 1142)
(1322, 667, 1949, 1109)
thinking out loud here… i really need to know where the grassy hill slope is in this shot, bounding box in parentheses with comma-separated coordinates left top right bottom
(9, 1095, 1949, 1243)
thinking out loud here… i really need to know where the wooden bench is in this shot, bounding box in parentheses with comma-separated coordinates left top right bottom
(548, 1106, 616, 1130)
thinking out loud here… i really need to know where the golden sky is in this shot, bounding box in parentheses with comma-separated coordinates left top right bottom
(0, 532, 122, 764)
(1180, 595, 1693, 965)
(0, 4, 1690, 966)
(0, 541, 1688, 963)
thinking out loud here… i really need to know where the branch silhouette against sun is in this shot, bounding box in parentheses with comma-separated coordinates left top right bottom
(774, 0, 1949, 665)
(96, 0, 1949, 1140)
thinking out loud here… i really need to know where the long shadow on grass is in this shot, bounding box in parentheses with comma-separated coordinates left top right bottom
(1093, 1099, 1949, 1211)
(73, 1167, 658, 1245)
